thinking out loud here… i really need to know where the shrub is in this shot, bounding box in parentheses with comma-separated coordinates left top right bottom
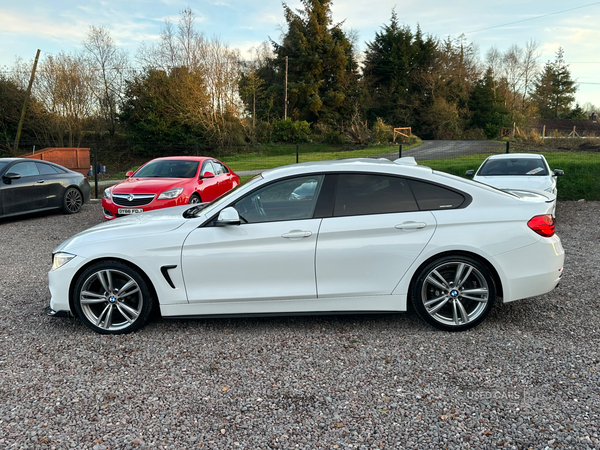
(323, 130, 348, 145)
(371, 118, 393, 144)
(272, 119, 311, 143)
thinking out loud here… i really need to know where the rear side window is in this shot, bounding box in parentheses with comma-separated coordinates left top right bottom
(212, 161, 229, 175)
(37, 162, 59, 174)
(334, 174, 418, 217)
(408, 179, 466, 210)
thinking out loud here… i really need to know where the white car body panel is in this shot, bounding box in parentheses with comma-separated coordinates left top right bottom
(315, 211, 436, 297)
(48, 158, 564, 328)
(182, 219, 322, 302)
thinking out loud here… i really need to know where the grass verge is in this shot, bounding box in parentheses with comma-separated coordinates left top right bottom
(420, 152, 600, 201)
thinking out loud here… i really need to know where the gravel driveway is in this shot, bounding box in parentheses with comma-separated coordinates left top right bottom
(1, 201, 599, 449)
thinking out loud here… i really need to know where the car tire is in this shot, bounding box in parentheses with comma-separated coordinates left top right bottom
(61, 187, 83, 214)
(189, 193, 201, 204)
(410, 255, 496, 331)
(72, 260, 155, 335)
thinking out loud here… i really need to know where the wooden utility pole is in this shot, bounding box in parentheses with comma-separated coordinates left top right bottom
(284, 56, 288, 120)
(14, 49, 41, 153)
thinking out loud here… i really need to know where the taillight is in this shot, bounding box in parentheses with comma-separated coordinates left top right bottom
(528, 214, 555, 237)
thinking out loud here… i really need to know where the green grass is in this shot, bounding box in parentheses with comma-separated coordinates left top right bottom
(94, 143, 600, 201)
(420, 152, 600, 201)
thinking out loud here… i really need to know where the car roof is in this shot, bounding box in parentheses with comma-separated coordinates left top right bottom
(260, 158, 434, 180)
(150, 156, 211, 162)
(0, 157, 65, 163)
(485, 153, 545, 160)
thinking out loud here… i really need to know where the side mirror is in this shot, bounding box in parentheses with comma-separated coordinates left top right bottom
(215, 207, 241, 226)
(465, 170, 475, 177)
(553, 169, 564, 176)
(202, 171, 215, 179)
(2, 172, 21, 184)
(126, 171, 134, 177)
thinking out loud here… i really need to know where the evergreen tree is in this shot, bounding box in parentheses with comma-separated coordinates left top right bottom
(468, 67, 510, 138)
(272, 0, 359, 124)
(362, 12, 436, 127)
(531, 47, 577, 119)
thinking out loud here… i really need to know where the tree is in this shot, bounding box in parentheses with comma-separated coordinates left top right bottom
(0, 75, 50, 154)
(582, 102, 599, 115)
(83, 25, 129, 136)
(136, 8, 243, 145)
(272, 0, 359, 124)
(566, 103, 588, 120)
(34, 52, 95, 147)
(414, 34, 480, 139)
(531, 47, 577, 119)
(468, 68, 510, 138)
(239, 42, 282, 128)
(119, 68, 209, 146)
(362, 12, 437, 127)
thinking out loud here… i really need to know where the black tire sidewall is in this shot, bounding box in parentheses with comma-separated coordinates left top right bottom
(72, 260, 155, 334)
(189, 193, 201, 204)
(410, 255, 496, 332)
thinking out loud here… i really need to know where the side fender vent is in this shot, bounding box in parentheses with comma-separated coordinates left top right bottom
(160, 265, 178, 289)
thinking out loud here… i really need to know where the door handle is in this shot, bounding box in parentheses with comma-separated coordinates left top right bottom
(395, 222, 427, 230)
(281, 230, 312, 239)
(37, 179, 45, 184)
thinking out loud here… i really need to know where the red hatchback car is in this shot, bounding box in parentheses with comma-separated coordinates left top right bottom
(102, 156, 240, 220)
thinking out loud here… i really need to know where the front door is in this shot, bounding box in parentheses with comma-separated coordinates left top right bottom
(181, 175, 325, 308)
(2, 161, 48, 216)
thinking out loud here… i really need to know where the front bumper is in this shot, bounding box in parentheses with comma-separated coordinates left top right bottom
(102, 197, 186, 220)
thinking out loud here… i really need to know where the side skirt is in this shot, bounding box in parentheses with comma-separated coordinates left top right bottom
(159, 294, 407, 318)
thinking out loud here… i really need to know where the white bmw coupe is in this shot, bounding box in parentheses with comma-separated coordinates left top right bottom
(47, 158, 564, 334)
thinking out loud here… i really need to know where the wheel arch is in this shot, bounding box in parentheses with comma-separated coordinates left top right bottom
(68, 257, 161, 316)
(407, 250, 503, 303)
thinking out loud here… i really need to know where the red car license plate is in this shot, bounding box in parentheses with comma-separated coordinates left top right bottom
(118, 208, 143, 215)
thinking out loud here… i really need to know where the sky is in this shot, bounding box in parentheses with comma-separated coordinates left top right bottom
(1, 0, 599, 108)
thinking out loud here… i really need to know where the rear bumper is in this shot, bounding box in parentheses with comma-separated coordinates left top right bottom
(495, 234, 564, 302)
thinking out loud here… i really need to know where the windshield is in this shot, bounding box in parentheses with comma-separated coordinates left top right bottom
(0, 161, 8, 173)
(478, 158, 548, 176)
(184, 173, 265, 218)
(134, 160, 199, 178)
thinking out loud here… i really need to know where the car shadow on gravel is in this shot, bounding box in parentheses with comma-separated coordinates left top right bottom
(140, 310, 431, 335)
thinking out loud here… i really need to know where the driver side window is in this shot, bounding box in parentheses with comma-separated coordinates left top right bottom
(9, 162, 39, 177)
(233, 175, 324, 224)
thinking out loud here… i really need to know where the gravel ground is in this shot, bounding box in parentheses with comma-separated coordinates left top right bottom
(0, 200, 599, 450)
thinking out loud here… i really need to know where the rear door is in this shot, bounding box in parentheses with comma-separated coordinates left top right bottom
(36, 162, 66, 208)
(315, 173, 437, 297)
(212, 160, 236, 191)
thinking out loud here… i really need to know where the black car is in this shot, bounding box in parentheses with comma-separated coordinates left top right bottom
(0, 158, 91, 219)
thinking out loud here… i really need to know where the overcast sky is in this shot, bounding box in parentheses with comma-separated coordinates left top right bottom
(1, 0, 599, 108)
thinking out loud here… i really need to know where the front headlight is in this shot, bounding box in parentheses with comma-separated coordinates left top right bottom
(52, 252, 76, 270)
(103, 187, 112, 200)
(158, 187, 184, 200)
